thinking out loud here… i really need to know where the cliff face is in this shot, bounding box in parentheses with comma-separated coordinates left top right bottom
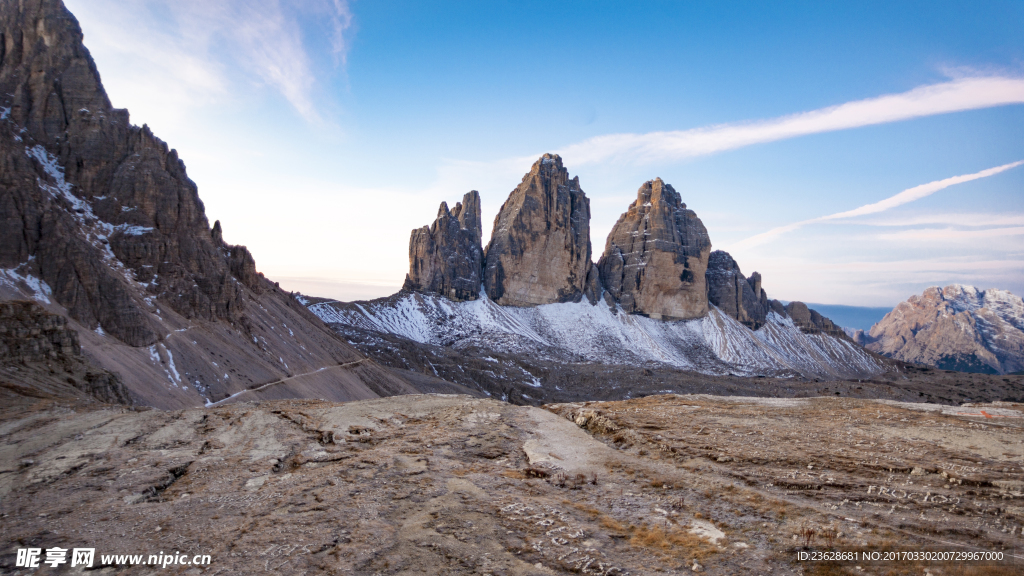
(598, 178, 711, 320)
(0, 299, 130, 403)
(484, 154, 594, 306)
(0, 0, 262, 347)
(865, 285, 1024, 374)
(0, 0, 422, 408)
(705, 250, 769, 330)
(404, 191, 483, 302)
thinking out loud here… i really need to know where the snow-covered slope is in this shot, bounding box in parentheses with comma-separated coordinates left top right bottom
(308, 291, 887, 380)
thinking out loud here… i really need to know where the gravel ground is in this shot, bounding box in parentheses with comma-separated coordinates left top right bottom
(1, 391, 1021, 575)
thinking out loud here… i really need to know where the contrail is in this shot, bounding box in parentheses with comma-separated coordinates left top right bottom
(557, 76, 1024, 165)
(729, 160, 1024, 250)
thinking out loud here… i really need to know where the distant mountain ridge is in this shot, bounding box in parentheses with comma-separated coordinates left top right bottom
(858, 285, 1024, 375)
(798, 303, 894, 332)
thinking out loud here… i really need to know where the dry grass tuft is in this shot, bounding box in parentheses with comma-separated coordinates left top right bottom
(627, 523, 718, 560)
(600, 515, 627, 533)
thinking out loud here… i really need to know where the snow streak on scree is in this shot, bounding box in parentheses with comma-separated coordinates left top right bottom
(307, 291, 887, 380)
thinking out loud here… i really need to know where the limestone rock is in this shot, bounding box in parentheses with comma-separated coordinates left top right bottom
(403, 191, 483, 301)
(598, 178, 711, 320)
(866, 285, 1024, 374)
(783, 301, 851, 340)
(484, 154, 593, 306)
(0, 0, 263, 347)
(583, 262, 601, 306)
(0, 300, 130, 403)
(0, 0, 422, 409)
(705, 250, 769, 329)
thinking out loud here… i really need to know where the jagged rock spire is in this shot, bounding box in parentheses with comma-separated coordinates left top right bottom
(484, 154, 595, 306)
(404, 191, 484, 302)
(706, 250, 769, 329)
(598, 178, 711, 320)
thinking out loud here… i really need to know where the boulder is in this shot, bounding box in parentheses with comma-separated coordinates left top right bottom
(484, 154, 593, 306)
(403, 191, 483, 301)
(598, 178, 711, 320)
(705, 250, 769, 329)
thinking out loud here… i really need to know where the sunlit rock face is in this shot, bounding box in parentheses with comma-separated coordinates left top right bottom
(866, 285, 1024, 374)
(484, 154, 594, 307)
(598, 178, 711, 320)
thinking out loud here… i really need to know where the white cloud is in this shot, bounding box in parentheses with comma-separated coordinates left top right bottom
(752, 255, 1024, 306)
(851, 212, 1024, 227)
(730, 160, 1024, 250)
(65, 0, 353, 125)
(877, 226, 1024, 241)
(556, 75, 1024, 165)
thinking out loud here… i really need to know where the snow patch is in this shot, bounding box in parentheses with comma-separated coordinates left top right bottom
(308, 292, 885, 379)
(0, 267, 53, 304)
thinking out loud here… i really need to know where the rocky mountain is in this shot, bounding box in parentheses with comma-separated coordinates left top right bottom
(310, 290, 887, 385)
(705, 249, 769, 329)
(309, 156, 890, 402)
(483, 154, 596, 306)
(403, 191, 483, 302)
(599, 178, 712, 320)
(0, 0, 461, 408)
(860, 285, 1024, 374)
(782, 300, 852, 340)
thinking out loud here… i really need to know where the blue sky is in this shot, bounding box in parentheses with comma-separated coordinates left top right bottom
(64, 0, 1024, 306)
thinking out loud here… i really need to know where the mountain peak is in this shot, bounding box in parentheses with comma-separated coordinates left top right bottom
(484, 155, 593, 306)
(869, 286, 1024, 374)
(598, 178, 711, 320)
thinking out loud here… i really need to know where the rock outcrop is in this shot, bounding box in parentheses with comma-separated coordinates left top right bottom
(0, 300, 130, 403)
(781, 301, 851, 340)
(705, 250, 769, 329)
(403, 191, 483, 301)
(598, 178, 711, 320)
(484, 154, 594, 306)
(865, 285, 1024, 374)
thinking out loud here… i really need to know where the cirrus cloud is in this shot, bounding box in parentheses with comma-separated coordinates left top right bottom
(557, 75, 1024, 166)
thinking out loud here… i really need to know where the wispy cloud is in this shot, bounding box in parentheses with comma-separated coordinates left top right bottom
(729, 160, 1024, 250)
(557, 76, 1024, 165)
(65, 0, 353, 124)
(749, 255, 1024, 306)
(850, 212, 1024, 227)
(877, 226, 1024, 241)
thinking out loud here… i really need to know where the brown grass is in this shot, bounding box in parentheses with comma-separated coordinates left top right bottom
(599, 515, 627, 533)
(627, 523, 718, 560)
(569, 501, 602, 518)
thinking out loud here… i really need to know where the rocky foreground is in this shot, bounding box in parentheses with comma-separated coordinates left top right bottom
(2, 391, 1021, 575)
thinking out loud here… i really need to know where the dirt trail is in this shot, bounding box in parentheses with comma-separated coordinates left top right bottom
(208, 359, 368, 406)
